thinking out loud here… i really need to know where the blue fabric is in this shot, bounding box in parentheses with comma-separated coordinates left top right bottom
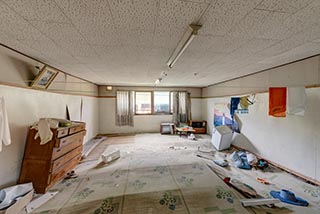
(230, 151, 251, 170)
(270, 190, 309, 206)
(230, 97, 240, 117)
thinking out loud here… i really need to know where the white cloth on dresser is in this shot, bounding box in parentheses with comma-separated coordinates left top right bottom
(32, 118, 58, 145)
(0, 97, 11, 152)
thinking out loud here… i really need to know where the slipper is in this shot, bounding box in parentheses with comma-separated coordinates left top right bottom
(270, 189, 308, 206)
(65, 171, 78, 179)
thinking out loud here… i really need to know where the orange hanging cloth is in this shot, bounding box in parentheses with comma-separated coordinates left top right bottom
(269, 87, 286, 117)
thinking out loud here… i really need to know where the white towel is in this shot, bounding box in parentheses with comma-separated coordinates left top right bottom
(32, 118, 59, 145)
(0, 97, 12, 152)
(287, 87, 307, 116)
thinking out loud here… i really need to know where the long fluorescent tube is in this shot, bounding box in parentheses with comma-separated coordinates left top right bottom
(167, 24, 202, 68)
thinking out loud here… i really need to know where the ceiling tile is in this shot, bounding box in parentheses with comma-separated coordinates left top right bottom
(0, 2, 44, 41)
(2, 0, 70, 23)
(255, 0, 314, 14)
(30, 21, 85, 44)
(1, 0, 320, 87)
(227, 9, 291, 40)
(200, 0, 262, 36)
(153, 0, 209, 50)
(108, 0, 158, 31)
(54, 0, 118, 46)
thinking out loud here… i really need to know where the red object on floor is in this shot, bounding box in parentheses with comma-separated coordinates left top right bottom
(269, 87, 287, 117)
(257, 177, 270, 185)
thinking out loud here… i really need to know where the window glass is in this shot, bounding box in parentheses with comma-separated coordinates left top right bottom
(154, 91, 170, 114)
(135, 92, 152, 114)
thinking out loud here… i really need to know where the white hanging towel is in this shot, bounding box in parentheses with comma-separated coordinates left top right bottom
(287, 87, 307, 116)
(0, 97, 12, 152)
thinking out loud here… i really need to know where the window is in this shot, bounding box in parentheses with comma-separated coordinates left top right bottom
(154, 91, 170, 114)
(135, 92, 152, 114)
(134, 91, 175, 115)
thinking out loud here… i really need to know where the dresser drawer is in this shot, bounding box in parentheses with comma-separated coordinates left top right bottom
(49, 154, 81, 185)
(50, 146, 82, 173)
(56, 128, 69, 138)
(52, 137, 83, 160)
(69, 123, 85, 135)
(54, 131, 85, 148)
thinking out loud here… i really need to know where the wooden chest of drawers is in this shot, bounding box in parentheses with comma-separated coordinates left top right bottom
(19, 121, 86, 193)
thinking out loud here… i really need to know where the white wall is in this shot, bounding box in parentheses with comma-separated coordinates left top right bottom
(0, 85, 99, 188)
(202, 55, 320, 182)
(203, 56, 320, 98)
(99, 97, 202, 134)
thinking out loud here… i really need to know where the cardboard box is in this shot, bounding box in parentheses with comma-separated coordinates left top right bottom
(212, 125, 233, 151)
(0, 189, 34, 214)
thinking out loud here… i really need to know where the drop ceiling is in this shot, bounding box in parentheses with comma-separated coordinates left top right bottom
(0, 0, 320, 87)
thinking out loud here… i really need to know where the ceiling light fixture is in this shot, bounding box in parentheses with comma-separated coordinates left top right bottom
(154, 78, 162, 85)
(167, 24, 202, 69)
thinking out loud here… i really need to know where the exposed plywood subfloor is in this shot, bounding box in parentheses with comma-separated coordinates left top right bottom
(32, 134, 320, 214)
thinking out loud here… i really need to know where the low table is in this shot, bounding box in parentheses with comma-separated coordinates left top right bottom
(175, 127, 195, 137)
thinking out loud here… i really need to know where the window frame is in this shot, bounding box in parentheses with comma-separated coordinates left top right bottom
(133, 91, 174, 115)
(153, 91, 172, 115)
(134, 91, 153, 115)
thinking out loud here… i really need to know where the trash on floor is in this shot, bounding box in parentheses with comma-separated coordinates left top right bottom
(26, 191, 58, 213)
(256, 159, 269, 170)
(197, 146, 215, 154)
(196, 154, 214, 161)
(213, 159, 228, 167)
(270, 189, 309, 206)
(240, 198, 280, 207)
(0, 182, 34, 213)
(188, 133, 196, 140)
(230, 150, 251, 170)
(246, 152, 258, 166)
(101, 148, 120, 164)
(168, 146, 187, 150)
(256, 177, 270, 185)
(223, 177, 257, 198)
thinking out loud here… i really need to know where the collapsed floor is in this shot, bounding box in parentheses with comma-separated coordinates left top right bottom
(32, 134, 320, 214)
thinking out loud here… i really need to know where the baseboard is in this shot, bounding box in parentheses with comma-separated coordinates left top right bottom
(232, 145, 320, 186)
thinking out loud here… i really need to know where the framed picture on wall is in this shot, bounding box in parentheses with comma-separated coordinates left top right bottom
(31, 66, 59, 89)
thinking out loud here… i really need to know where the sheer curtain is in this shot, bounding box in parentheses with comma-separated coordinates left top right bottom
(172, 91, 191, 126)
(116, 91, 134, 126)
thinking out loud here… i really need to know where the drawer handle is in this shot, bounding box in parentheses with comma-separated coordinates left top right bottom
(61, 140, 67, 144)
(56, 149, 61, 152)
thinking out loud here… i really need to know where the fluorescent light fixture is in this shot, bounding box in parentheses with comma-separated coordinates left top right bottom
(167, 24, 202, 68)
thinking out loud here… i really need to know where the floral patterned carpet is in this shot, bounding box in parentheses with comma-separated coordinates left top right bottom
(31, 134, 320, 214)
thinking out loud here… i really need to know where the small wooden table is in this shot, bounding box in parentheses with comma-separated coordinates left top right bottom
(175, 127, 195, 137)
